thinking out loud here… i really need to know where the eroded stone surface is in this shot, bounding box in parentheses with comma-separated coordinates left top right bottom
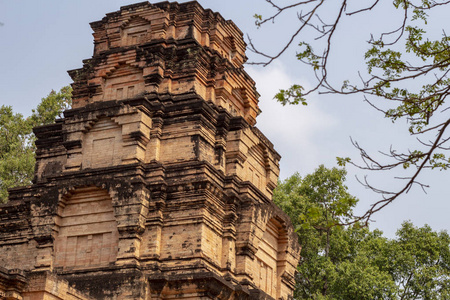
(0, 2, 300, 299)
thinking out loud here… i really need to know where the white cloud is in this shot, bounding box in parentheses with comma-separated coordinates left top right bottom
(246, 63, 339, 178)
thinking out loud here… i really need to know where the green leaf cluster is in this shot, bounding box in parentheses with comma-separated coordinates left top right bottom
(274, 84, 307, 106)
(363, 2, 450, 135)
(274, 167, 450, 299)
(274, 165, 357, 232)
(0, 106, 35, 200)
(0, 86, 72, 202)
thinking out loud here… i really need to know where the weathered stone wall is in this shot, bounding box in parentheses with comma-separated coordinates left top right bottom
(0, 2, 301, 299)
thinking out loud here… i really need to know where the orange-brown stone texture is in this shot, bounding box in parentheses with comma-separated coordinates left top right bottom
(0, 2, 301, 299)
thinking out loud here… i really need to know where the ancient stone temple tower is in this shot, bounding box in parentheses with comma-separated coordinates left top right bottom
(0, 2, 300, 299)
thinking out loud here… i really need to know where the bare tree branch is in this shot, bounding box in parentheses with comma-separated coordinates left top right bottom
(250, 0, 450, 224)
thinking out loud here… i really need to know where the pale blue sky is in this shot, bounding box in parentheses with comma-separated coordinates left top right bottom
(1, 0, 449, 237)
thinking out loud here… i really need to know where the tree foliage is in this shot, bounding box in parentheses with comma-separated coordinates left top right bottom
(274, 168, 450, 299)
(0, 86, 71, 202)
(251, 0, 450, 222)
(0, 106, 35, 201)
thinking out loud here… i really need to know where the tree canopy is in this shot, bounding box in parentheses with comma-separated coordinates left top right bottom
(251, 0, 450, 223)
(274, 167, 450, 299)
(0, 86, 71, 202)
